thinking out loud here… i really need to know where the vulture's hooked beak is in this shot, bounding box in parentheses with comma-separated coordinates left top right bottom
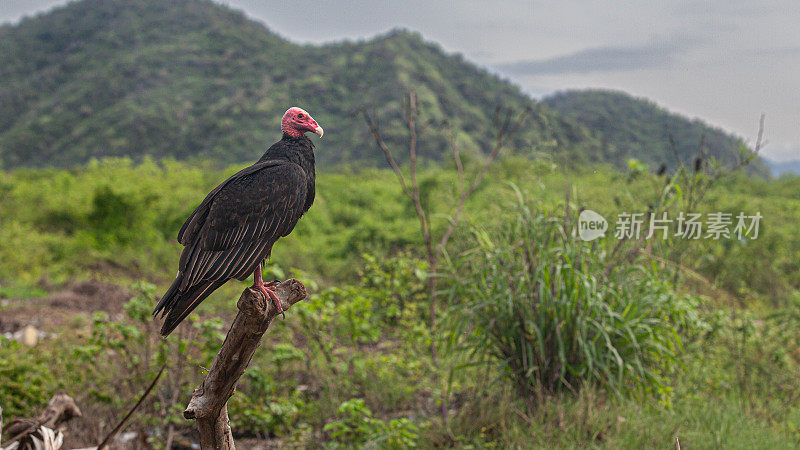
(313, 126, 324, 138)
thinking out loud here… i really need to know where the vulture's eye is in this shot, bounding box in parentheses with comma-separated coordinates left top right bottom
(297, 113, 305, 118)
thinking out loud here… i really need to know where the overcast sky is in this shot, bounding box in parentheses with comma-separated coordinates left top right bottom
(2, 0, 798, 161)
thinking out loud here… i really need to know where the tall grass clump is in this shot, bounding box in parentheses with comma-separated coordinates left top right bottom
(445, 188, 699, 407)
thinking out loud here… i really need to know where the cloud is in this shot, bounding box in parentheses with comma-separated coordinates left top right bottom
(496, 37, 699, 75)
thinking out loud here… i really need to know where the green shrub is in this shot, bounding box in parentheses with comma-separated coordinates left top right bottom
(359, 252, 428, 325)
(0, 339, 57, 419)
(229, 388, 303, 439)
(324, 398, 419, 448)
(446, 190, 700, 403)
(68, 281, 225, 444)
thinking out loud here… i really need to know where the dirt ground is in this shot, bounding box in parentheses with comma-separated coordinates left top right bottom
(0, 279, 132, 334)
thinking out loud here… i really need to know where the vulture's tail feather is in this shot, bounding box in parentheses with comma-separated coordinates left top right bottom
(154, 276, 225, 337)
(153, 274, 182, 318)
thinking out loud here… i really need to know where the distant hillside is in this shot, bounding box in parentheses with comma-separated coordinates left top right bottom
(0, 0, 603, 169)
(543, 90, 770, 176)
(766, 159, 800, 176)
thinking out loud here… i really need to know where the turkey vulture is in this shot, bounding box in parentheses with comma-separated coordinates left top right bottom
(153, 107, 322, 336)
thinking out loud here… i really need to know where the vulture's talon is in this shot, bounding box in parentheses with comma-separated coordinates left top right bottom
(262, 283, 284, 318)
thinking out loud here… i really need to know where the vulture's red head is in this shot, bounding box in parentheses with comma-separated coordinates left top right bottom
(281, 107, 323, 138)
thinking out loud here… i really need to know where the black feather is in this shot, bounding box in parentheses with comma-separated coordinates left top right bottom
(154, 133, 316, 336)
(160, 280, 225, 336)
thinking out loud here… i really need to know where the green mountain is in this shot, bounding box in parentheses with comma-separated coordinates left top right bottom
(543, 89, 770, 176)
(0, 0, 602, 169)
(0, 0, 767, 174)
(766, 159, 800, 176)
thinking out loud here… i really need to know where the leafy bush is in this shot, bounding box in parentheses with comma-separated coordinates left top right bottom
(0, 339, 58, 419)
(683, 296, 800, 430)
(68, 281, 225, 445)
(446, 190, 700, 403)
(229, 390, 303, 439)
(358, 252, 428, 325)
(87, 185, 156, 247)
(324, 398, 419, 448)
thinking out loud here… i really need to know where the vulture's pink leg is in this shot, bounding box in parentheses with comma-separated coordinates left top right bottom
(253, 263, 284, 319)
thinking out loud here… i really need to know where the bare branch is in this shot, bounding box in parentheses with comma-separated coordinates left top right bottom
(184, 279, 307, 450)
(408, 92, 434, 260)
(437, 106, 532, 257)
(3, 392, 82, 448)
(407, 91, 420, 212)
(359, 108, 414, 200)
(361, 93, 434, 262)
(96, 364, 166, 450)
(445, 126, 465, 193)
(665, 125, 690, 189)
(360, 94, 533, 369)
(755, 113, 766, 154)
(696, 114, 766, 201)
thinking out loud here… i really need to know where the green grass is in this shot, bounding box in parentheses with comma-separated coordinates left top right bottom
(1, 158, 799, 448)
(446, 193, 696, 403)
(1, 156, 798, 300)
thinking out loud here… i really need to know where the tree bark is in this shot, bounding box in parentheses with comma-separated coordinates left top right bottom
(183, 279, 307, 450)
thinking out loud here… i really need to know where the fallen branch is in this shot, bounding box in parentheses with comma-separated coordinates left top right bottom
(95, 363, 166, 450)
(2, 392, 81, 450)
(183, 279, 307, 450)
